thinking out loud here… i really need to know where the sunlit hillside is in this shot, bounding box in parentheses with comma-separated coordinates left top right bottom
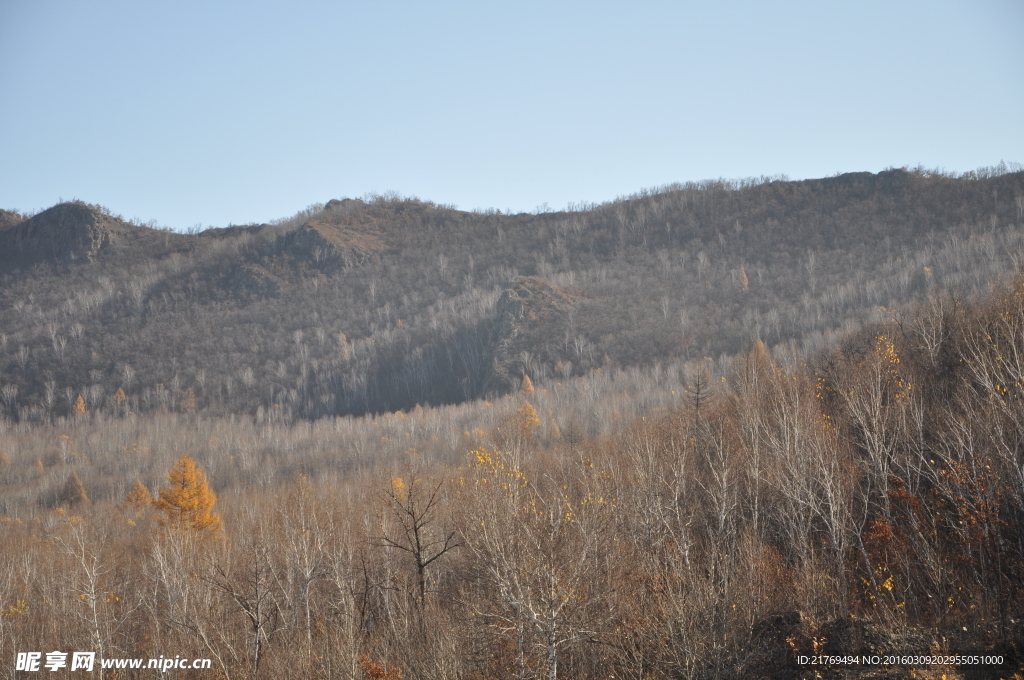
(2, 166, 1024, 678)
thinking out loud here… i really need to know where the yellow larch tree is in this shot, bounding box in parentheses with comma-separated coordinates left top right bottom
(58, 471, 90, 507)
(391, 475, 407, 501)
(123, 480, 153, 511)
(153, 454, 220, 533)
(737, 265, 749, 291)
(112, 388, 127, 415)
(512, 401, 541, 431)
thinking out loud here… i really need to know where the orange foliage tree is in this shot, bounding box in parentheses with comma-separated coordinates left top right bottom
(153, 454, 220, 532)
(512, 401, 540, 431)
(123, 480, 153, 511)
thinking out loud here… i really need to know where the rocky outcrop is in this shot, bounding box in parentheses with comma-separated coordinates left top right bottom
(0, 202, 123, 263)
(275, 203, 384, 272)
(323, 197, 365, 215)
(482, 276, 577, 395)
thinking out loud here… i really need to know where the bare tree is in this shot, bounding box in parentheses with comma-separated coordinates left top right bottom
(377, 474, 459, 602)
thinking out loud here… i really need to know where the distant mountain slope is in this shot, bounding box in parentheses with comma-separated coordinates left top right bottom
(1, 168, 1023, 422)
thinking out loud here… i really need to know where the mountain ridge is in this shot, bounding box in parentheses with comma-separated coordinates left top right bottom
(1, 168, 1023, 423)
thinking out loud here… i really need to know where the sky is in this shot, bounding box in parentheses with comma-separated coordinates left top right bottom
(1, 0, 1022, 229)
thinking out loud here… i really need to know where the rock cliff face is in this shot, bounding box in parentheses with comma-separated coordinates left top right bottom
(483, 276, 577, 395)
(0, 202, 123, 263)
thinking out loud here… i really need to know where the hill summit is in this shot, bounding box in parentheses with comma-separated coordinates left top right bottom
(0, 201, 131, 264)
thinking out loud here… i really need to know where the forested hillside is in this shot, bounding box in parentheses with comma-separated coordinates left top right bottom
(0, 270, 1023, 678)
(1, 166, 1023, 422)
(3, 166, 1024, 678)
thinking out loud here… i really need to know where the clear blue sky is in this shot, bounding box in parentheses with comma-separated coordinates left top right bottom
(2, 0, 1022, 229)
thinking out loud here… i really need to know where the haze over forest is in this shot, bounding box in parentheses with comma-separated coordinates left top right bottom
(2, 165, 1024, 678)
